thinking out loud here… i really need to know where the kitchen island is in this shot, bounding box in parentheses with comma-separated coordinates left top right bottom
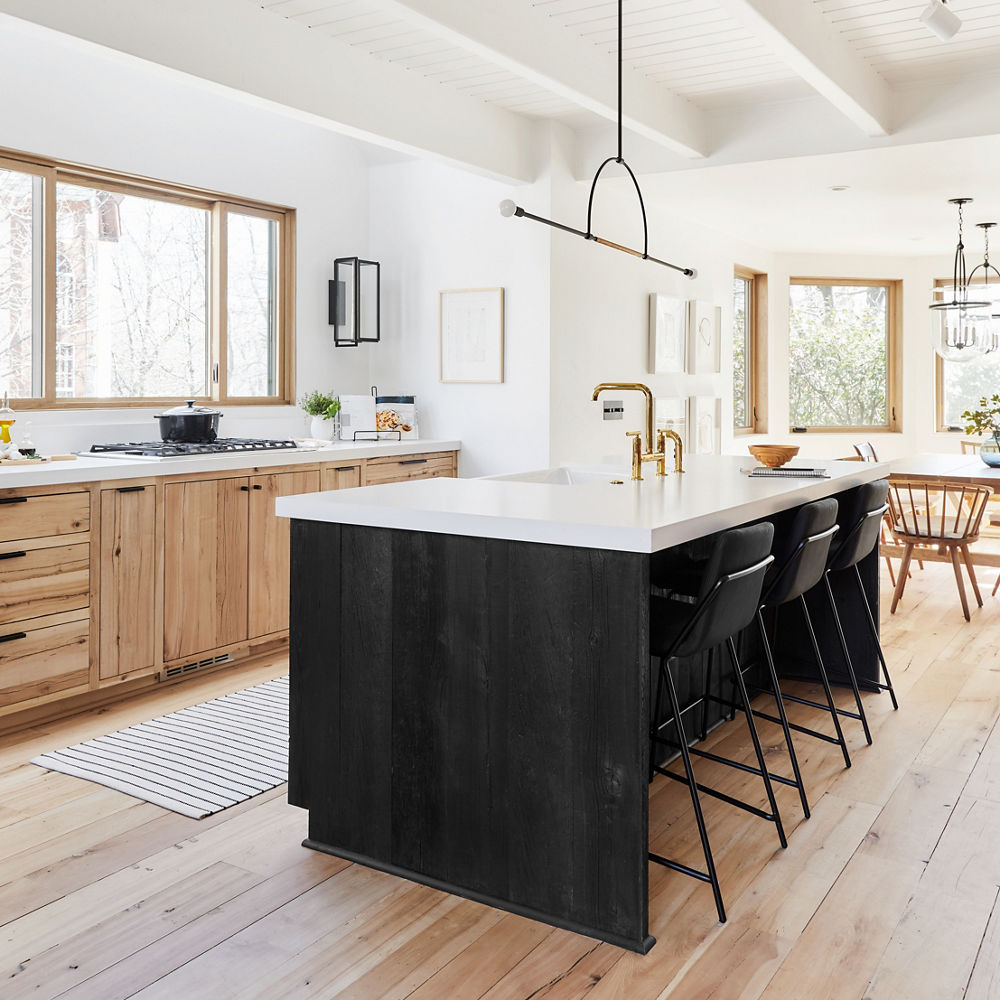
(276, 455, 888, 953)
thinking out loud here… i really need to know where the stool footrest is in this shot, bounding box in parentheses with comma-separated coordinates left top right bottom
(652, 733, 799, 790)
(653, 765, 777, 824)
(648, 851, 713, 884)
(777, 690, 862, 722)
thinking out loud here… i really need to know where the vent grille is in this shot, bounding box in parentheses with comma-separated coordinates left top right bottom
(161, 652, 233, 681)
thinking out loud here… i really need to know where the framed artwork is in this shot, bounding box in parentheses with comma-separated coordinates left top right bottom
(647, 293, 687, 374)
(439, 288, 505, 383)
(690, 396, 721, 455)
(654, 396, 689, 450)
(688, 300, 722, 374)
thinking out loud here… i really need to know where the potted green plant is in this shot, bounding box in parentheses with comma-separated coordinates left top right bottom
(299, 390, 341, 441)
(962, 394, 1000, 467)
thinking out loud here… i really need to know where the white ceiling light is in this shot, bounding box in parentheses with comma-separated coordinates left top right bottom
(920, 0, 961, 41)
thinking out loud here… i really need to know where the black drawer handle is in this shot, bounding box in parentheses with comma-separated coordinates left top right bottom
(399, 459, 428, 466)
(240, 485, 250, 491)
(335, 466, 357, 472)
(252, 484, 263, 490)
(0, 632, 26, 643)
(117, 485, 146, 493)
(0, 551, 26, 561)
(0, 497, 28, 505)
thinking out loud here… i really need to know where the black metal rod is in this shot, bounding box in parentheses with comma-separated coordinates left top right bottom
(823, 573, 873, 745)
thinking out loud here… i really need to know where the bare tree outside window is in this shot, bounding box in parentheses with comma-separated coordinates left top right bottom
(0, 166, 37, 398)
(733, 275, 748, 429)
(789, 281, 894, 429)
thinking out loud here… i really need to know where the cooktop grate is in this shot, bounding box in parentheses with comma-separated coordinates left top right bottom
(91, 438, 299, 457)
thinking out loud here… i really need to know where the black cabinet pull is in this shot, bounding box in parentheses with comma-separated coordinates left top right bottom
(240, 485, 250, 491)
(335, 466, 357, 472)
(0, 496, 28, 505)
(0, 632, 26, 643)
(252, 484, 263, 490)
(117, 485, 146, 493)
(0, 551, 26, 561)
(399, 459, 428, 466)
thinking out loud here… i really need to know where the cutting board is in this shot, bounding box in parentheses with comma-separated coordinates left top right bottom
(0, 454, 77, 465)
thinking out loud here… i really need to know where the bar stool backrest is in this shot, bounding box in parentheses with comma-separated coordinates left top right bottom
(854, 442, 879, 462)
(828, 479, 890, 573)
(762, 498, 839, 607)
(671, 522, 775, 658)
(887, 480, 991, 543)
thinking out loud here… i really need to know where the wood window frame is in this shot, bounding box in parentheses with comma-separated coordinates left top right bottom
(733, 265, 767, 435)
(788, 276, 902, 434)
(0, 144, 295, 410)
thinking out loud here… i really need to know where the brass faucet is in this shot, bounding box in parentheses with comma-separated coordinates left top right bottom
(593, 382, 681, 480)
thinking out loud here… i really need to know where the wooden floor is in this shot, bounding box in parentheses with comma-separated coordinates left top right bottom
(3, 561, 1000, 1000)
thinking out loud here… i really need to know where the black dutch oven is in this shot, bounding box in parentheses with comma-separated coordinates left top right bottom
(155, 400, 223, 442)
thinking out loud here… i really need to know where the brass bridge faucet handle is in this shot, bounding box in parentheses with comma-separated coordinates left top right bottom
(626, 431, 643, 480)
(657, 428, 684, 474)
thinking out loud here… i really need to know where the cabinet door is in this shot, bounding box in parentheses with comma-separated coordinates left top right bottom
(248, 469, 320, 637)
(163, 478, 248, 662)
(99, 485, 157, 680)
(320, 464, 362, 491)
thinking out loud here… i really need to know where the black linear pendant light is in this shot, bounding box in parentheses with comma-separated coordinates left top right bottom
(498, 0, 696, 278)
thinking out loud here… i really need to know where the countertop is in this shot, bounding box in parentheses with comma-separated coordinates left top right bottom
(0, 439, 462, 490)
(275, 454, 889, 553)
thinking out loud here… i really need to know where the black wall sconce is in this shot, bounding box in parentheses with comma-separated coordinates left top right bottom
(329, 257, 380, 347)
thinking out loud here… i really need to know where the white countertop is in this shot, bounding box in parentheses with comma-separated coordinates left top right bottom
(0, 439, 461, 490)
(275, 455, 889, 553)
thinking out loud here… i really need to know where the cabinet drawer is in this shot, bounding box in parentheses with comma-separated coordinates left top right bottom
(0, 617, 89, 708)
(365, 452, 457, 486)
(0, 491, 90, 543)
(0, 543, 90, 626)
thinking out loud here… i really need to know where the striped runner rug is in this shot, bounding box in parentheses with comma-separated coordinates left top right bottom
(31, 676, 289, 819)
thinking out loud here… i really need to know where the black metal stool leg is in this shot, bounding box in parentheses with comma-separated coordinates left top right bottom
(853, 565, 899, 711)
(661, 656, 726, 923)
(799, 595, 852, 769)
(823, 574, 873, 745)
(726, 637, 787, 849)
(757, 609, 810, 819)
(700, 647, 714, 742)
(650, 655, 666, 782)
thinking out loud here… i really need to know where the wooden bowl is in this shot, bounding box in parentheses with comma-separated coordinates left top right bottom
(748, 444, 799, 468)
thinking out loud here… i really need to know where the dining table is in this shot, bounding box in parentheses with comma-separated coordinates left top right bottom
(887, 452, 1000, 569)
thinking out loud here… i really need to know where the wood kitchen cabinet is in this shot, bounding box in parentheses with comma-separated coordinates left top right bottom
(321, 464, 362, 491)
(248, 469, 320, 637)
(99, 485, 157, 680)
(163, 478, 249, 663)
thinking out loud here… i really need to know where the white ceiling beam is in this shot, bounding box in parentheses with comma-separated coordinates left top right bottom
(377, 0, 708, 159)
(0, 0, 538, 182)
(714, 0, 892, 137)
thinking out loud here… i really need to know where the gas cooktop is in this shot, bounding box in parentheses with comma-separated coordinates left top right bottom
(89, 438, 299, 459)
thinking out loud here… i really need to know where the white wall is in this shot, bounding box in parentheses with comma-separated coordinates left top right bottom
(0, 26, 375, 451)
(368, 158, 551, 477)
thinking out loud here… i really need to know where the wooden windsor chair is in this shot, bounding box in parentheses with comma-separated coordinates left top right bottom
(886, 480, 992, 621)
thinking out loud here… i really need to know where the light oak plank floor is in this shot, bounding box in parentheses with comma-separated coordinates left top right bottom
(2, 561, 999, 1000)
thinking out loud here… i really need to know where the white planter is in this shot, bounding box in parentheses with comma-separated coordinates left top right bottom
(310, 415, 336, 441)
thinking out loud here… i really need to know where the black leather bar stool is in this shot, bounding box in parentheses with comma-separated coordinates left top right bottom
(648, 522, 781, 924)
(822, 480, 898, 722)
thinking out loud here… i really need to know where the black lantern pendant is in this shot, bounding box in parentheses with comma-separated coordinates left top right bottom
(329, 257, 380, 347)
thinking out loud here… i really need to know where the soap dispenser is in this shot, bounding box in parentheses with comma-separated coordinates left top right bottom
(0, 392, 14, 444)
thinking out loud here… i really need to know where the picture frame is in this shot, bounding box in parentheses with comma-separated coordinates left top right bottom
(688, 300, 722, 374)
(654, 396, 689, 451)
(647, 293, 687, 374)
(690, 395, 722, 455)
(439, 287, 505, 383)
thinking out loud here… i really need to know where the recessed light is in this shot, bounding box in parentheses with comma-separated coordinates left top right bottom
(829, 185, 850, 192)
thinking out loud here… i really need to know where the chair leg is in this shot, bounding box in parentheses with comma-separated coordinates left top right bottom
(852, 565, 898, 711)
(823, 573, 872, 745)
(725, 636, 787, 849)
(884, 553, 896, 587)
(650, 656, 666, 783)
(950, 546, 971, 621)
(700, 647, 714, 742)
(661, 657, 726, 923)
(993, 571, 1000, 598)
(799, 595, 852, 769)
(890, 544, 915, 614)
(757, 609, 810, 818)
(960, 545, 983, 607)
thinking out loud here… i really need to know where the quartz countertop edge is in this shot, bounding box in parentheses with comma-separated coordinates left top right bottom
(0, 439, 461, 489)
(275, 456, 888, 554)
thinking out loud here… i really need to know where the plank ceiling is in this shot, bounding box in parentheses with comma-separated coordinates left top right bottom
(256, 0, 1000, 124)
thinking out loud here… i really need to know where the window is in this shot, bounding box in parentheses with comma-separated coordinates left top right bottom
(788, 278, 901, 432)
(935, 279, 1000, 431)
(733, 266, 766, 433)
(0, 148, 294, 407)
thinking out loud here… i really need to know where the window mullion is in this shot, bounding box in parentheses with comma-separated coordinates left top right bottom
(211, 203, 228, 403)
(41, 165, 56, 404)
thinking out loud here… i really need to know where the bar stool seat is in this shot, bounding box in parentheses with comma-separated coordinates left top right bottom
(648, 522, 781, 924)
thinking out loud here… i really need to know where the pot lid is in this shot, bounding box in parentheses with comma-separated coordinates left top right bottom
(157, 400, 222, 417)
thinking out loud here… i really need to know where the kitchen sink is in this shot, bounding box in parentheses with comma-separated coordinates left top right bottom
(484, 465, 631, 485)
